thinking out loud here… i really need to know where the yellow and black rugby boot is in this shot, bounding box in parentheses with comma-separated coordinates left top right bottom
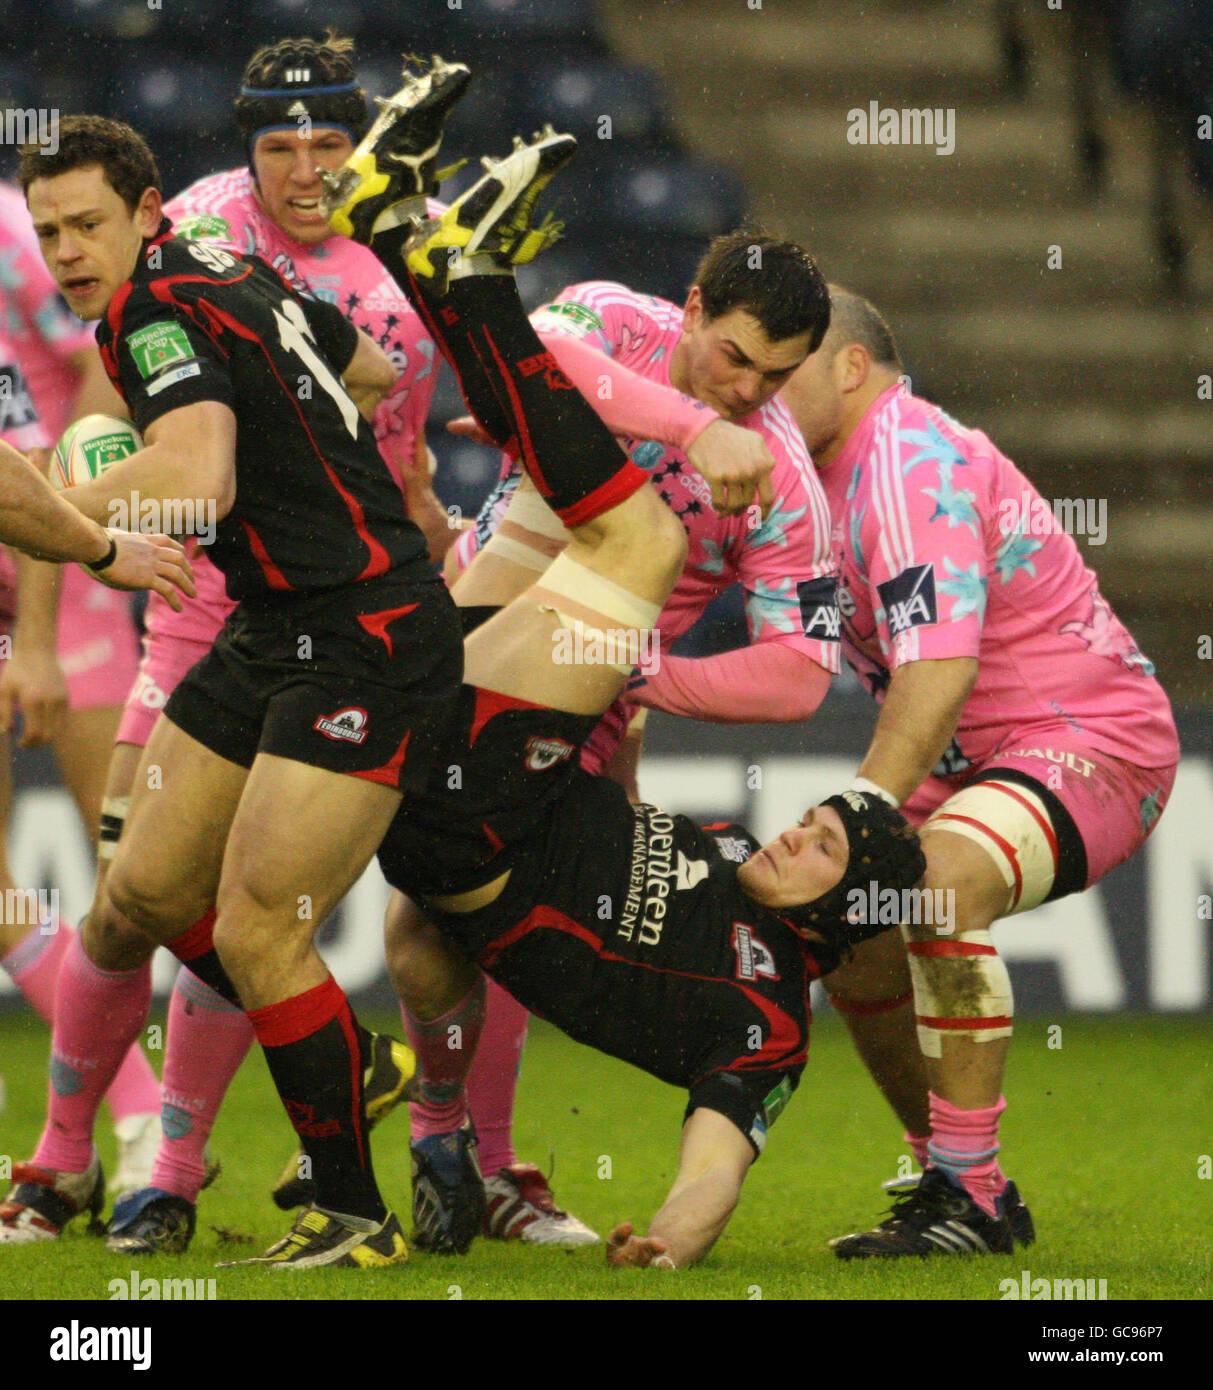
(271, 1033, 417, 1211)
(218, 1206, 409, 1270)
(322, 53, 471, 242)
(402, 127, 577, 296)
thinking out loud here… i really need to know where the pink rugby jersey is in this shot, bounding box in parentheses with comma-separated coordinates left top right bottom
(456, 280, 840, 771)
(135, 170, 446, 642)
(0, 183, 97, 440)
(819, 383, 1178, 776)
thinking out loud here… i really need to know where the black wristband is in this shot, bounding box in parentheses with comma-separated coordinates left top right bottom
(86, 535, 118, 572)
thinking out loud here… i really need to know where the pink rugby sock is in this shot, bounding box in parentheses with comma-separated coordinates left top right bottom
(2, 919, 160, 1123)
(927, 1091, 1008, 1217)
(403, 975, 486, 1140)
(905, 1131, 930, 1169)
(466, 976, 529, 1176)
(151, 968, 255, 1202)
(2, 916, 72, 1019)
(32, 933, 152, 1172)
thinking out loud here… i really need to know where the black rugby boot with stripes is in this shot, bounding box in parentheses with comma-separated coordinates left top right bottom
(879, 1168, 1036, 1247)
(831, 1167, 1033, 1258)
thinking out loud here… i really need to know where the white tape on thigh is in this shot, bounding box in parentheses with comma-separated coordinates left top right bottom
(925, 779, 1059, 916)
(531, 552, 662, 677)
(904, 928, 1014, 1057)
(479, 483, 570, 572)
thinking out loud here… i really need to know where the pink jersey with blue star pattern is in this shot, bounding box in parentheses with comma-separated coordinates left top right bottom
(455, 280, 840, 770)
(819, 383, 1178, 775)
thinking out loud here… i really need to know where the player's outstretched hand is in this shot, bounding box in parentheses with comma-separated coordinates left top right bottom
(605, 1222, 673, 1269)
(0, 644, 69, 746)
(686, 419, 775, 518)
(87, 530, 196, 611)
(446, 414, 495, 448)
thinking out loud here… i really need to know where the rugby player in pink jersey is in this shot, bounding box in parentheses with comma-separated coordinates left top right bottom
(0, 39, 467, 1255)
(406, 247, 840, 1246)
(779, 288, 1179, 1257)
(0, 269, 161, 1195)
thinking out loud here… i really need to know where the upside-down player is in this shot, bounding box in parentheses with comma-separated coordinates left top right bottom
(390, 241, 841, 1247)
(779, 288, 1178, 1257)
(325, 127, 927, 1268)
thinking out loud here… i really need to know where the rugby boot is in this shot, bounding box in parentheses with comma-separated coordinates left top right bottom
(106, 1188, 197, 1255)
(0, 1154, 105, 1243)
(411, 1121, 486, 1255)
(400, 128, 577, 295)
(322, 54, 472, 241)
(218, 1206, 408, 1270)
(831, 1166, 1033, 1258)
(484, 1163, 599, 1248)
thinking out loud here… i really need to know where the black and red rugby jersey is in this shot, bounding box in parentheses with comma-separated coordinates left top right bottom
(96, 219, 431, 601)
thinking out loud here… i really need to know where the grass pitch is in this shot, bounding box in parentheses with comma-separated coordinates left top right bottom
(0, 1010, 1208, 1302)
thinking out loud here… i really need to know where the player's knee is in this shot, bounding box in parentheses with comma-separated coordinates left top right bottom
(106, 859, 182, 937)
(915, 834, 1005, 936)
(81, 898, 156, 972)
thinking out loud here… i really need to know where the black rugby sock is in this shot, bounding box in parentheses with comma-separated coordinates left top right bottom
(248, 977, 386, 1225)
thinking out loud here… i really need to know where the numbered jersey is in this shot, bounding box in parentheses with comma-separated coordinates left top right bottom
(97, 221, 431, 601)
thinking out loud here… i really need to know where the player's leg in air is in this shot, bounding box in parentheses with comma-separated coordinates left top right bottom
(321, 112, 769, 1254)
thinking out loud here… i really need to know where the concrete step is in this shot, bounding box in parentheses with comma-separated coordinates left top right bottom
(799, 206, 1213, 309)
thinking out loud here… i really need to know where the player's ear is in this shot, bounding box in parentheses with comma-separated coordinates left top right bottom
(682, 284, 704, 332)
(134, 186, 163, 238)
(838, 343, 871, 395)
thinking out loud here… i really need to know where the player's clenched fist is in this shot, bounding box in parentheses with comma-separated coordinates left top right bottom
(686, 418, 776, 518)
(86, 529, 196, 612)
(605, 1221, 675, 1269)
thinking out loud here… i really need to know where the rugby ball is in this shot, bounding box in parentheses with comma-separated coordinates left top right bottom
(52, 414, 142, 489)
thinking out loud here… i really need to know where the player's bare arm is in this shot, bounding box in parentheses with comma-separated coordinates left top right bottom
(606, 1108, 754, 1269)
(856, 656, 978, 804)
(1, 549, 68, 747)
(0, 439, 194, 617)
(340, 323, 398, 421)
(61, 399, 237, 528)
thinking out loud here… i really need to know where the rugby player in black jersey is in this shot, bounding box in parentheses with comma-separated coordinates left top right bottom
(322, 125, 927, 1267)
(19, 114, 469, 1268)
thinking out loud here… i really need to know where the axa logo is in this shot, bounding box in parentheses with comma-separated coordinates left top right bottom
(313, 707, 369, 744)
(797, 576, 841, 641)
(877, 563, 938, 636)
(732, 923, 779, 981)
(524, 735, 575, 771)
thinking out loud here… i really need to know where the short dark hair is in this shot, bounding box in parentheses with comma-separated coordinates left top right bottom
(824, 284, 902, 369)
(694, 231, 830, 349)
(18, 114, 159, 212)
